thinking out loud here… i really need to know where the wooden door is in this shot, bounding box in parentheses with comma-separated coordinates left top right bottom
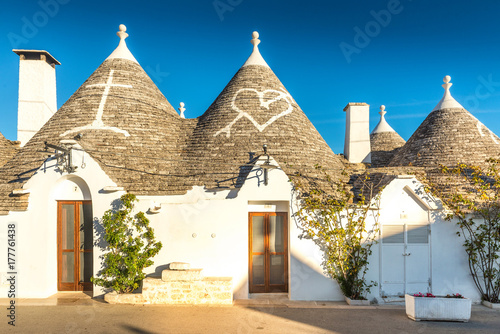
(57, 201, 93, 291)
(249, 212, 288, 293)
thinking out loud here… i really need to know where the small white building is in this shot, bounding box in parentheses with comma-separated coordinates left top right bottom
(0, 26, 498, 303)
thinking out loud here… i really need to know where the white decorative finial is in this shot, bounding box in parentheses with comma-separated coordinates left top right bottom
(243, 31, 269, 68)
(179, 102, 186, 118)
(117, 24, 129, 40)
(379, 105, 386, 116)
(106, 24, 138, 63)
(442, 75, 453, 91)
(432, 75, 464, 111)
(371, 104, 396, 134)
(251, 31, 260, 47)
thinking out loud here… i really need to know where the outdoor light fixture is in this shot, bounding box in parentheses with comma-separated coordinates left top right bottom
(43, 141, 78, 173)
(260, 144, 276, 185)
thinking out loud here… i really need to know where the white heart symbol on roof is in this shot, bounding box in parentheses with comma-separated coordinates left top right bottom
(214, 87, 294, 137)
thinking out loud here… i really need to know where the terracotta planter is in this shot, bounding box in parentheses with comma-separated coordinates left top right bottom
(405, 294, 471, 322)
(344, 296, 370, 306)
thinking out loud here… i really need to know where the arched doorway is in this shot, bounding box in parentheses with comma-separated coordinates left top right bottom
(53, 177, 93, 291)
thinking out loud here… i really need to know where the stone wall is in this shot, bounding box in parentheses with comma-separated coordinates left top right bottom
(104, 269, 233, 305)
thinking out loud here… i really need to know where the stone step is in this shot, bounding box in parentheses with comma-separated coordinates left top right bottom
(136, 276, 233, 305)
(169, 262, 190, 270)
(161, 269, 203, 282)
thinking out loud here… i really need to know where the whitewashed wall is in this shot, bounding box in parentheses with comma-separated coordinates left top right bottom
(364, 176, 481, 303)
(0, 146, 122, 298)
(0, 152, 482, 302)
(0, 152, 342, 300)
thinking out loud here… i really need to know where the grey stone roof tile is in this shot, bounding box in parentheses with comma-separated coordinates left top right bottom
(0, 57, 345, 214)
(389, 107, 500, 168)
(370, 131, 406, 167)
(0, 132, 19, 168)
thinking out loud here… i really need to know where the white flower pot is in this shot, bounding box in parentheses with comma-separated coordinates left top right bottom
(405, 294, 471, 322)
(482, 300, 500, 309)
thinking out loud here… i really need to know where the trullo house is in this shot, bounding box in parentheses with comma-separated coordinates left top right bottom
(0, 25, 498, 304)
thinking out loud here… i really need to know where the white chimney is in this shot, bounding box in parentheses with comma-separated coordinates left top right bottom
(343, 102, 371, 163)
(13, 50, 60, 147)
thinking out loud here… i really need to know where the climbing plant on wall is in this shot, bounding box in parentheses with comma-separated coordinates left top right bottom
(431, 159, 500, 303)
(291, 167, 381, 300)
(92, 193, 162, 293)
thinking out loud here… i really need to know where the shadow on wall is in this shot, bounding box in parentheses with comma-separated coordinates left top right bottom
(151, 264, 170, 277)
(93, 197, 126, 250)
(289, 253, 342, 301)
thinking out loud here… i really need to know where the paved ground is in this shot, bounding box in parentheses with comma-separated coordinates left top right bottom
(1, 294, 499, 334)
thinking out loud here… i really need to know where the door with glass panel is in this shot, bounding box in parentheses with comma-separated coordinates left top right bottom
(380, 224, 430, 297)
(57, 201, 93, 291)
(249, 212, 288, 293)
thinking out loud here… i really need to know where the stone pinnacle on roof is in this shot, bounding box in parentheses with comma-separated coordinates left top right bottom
(432, 75, 464, 111)
(242, 31, 270, 68)
(179, 102, 186, 118)
(371, 105, 397, 134)
(370, 105, 406, 167)
(106, 24, 139, 64)
(389, 74, 500, 168)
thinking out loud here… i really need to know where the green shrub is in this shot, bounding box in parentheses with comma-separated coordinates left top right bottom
(91, 193, 162, 293)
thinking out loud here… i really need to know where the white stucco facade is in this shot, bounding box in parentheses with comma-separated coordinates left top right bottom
(0, 148, 483, 302)
(0, 149, 345, 300)
(362, 176, 481, 303)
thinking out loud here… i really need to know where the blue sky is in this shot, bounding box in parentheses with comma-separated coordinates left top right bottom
(1, 0, 500, 154)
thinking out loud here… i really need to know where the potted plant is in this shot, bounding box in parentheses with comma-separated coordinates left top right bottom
(405, 292, 471, 322)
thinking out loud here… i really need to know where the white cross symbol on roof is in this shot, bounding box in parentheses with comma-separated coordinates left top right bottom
(61, 70, 132, 137)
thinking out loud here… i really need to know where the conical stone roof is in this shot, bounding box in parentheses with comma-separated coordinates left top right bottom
(0, 25, 191, 214)
(370, 105, 406, 167)
(0, 28, 345, 215)
(389, 76, 500, 168)
(185, 32, 345, 188)
(0, 132, 18, 168)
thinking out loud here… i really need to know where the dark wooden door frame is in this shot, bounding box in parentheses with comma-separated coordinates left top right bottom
(248, 212, 289, 293)
(57, 200, 93, 292)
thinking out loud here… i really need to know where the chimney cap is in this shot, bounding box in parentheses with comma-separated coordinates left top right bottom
(343, 102, 369, 112)
(13, 49, 61, 65)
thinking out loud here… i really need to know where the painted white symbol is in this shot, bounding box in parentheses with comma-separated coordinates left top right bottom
(476, 120, 499, 144)
(61, 70, 132, 137)
(214, 87, 294, 137)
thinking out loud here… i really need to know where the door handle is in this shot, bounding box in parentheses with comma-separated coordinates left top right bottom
(403, 253, 411, 256)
